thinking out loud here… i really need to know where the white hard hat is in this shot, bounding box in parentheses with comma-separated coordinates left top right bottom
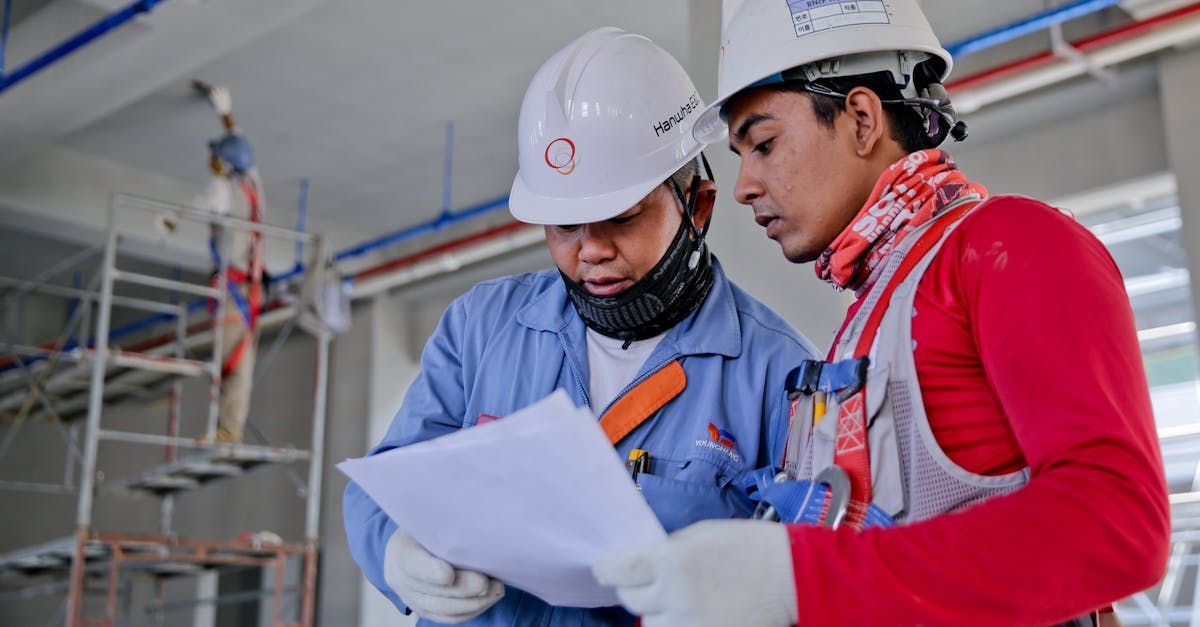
(510, 27, 706, 225)
(693, 0, 953, 144)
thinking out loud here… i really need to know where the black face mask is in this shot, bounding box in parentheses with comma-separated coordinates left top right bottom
(562, 153, 716, 348)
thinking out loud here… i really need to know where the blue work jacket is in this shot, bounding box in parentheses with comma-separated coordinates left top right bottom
(344, 261, 817, 626)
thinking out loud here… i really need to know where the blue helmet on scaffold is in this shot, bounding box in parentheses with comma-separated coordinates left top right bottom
(209, 133, 255, 173)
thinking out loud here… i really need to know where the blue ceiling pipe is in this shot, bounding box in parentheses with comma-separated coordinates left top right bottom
(333, 195, 511, 265)
(0, 0, 164, 94)
(945, 0, 1123, 59)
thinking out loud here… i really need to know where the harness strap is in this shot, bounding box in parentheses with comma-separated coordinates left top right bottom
(829, 200, 979, 528)
(221, 334, 252, 379)
(205, 176, 266, 378)
(237, 177, 265, 330)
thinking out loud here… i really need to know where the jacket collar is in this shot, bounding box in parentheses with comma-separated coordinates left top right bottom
(515, 259, 742, 359)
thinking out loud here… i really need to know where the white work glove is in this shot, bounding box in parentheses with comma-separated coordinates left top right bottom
(208, 85, 233, 115)
(383, 529, 504, 623)
(593, 520, 798, 627)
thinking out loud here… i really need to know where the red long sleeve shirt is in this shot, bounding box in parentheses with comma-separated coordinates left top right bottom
(788, 196, 1170, 626)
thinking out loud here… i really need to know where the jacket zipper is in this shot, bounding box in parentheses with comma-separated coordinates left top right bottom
(557, 333, 590, 408)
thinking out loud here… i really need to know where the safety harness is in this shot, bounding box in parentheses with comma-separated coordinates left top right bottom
(207, 175, 265, 378)
(750, 197, 990, 529)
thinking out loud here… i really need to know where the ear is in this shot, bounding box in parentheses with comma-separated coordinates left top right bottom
(842, 87, 887, 158)
(690, 179, 718, 229)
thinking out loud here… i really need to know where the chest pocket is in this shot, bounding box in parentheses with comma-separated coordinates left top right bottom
(634, 452, 742, 533)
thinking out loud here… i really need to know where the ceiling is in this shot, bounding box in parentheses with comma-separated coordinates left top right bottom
(49, 0, 694, 236)
(0, 0, 1166, 245)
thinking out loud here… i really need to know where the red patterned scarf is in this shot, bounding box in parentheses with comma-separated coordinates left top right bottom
(815, 149, 988, 293)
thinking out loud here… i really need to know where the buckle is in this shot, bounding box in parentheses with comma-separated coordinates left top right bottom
(785, 357, 870, 401)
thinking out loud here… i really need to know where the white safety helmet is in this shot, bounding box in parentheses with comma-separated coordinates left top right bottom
(510, 27, 707, 225)
(693, 0, 954, 145)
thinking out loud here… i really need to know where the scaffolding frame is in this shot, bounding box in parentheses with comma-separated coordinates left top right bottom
(0, 193, 331, 627)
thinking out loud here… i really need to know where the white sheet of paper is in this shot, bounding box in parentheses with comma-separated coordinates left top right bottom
(338, 390, 666, 607)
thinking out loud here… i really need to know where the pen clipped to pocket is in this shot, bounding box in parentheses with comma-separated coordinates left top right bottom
(626, 449, 650, 490)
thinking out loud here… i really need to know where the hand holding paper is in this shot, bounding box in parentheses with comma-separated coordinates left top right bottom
(339, 390, 665, 607)
(383, 528, 505, 623)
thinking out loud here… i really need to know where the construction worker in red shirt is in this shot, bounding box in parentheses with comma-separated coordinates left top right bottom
(593, 1, 1170, 625)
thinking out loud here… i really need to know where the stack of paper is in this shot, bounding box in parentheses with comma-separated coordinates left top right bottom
(338, 390, 666, 607)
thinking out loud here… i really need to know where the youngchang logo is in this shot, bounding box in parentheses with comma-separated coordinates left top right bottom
(544, 137, 577, 175)
(652, 92, 703, 137)
(694, 422, 741, 463)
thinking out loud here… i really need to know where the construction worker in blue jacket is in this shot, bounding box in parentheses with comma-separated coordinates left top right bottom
(343, 27, 818, 626)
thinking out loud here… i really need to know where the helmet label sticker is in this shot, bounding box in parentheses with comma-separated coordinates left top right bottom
(653, 92, 702, 138)
(786, 1, 890, 38)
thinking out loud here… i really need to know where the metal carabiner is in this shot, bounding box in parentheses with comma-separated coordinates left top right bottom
(812, 465, 851, 529)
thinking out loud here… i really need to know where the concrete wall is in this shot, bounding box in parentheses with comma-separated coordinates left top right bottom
(355, 294, 422, 627)
(320, 301, 375, 626)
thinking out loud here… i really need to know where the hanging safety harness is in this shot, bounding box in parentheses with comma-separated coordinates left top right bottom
(207, 175, 265, 379)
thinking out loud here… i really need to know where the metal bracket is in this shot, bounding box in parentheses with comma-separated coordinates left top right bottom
(1049, 23, 1117, 86)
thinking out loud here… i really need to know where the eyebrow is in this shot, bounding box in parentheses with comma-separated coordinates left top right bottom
(733, 113, 774, 143)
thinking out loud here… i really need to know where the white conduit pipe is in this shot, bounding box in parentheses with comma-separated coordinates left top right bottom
(954, 9, 1200, 114)
(350, 225, 544, 300)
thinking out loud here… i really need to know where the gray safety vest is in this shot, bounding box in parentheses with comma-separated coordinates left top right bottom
(784, 196, 1030, 524)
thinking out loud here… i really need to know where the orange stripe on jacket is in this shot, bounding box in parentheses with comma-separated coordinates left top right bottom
(599, 361, 686, 446)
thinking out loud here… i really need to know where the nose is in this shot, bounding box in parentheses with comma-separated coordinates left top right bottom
(733, 159, 763, 206)
(577, 224, 617, 266)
